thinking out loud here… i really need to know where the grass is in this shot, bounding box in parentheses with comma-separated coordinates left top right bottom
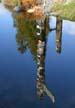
(51, 2, 75, 21)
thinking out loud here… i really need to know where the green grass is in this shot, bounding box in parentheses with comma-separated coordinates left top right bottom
(51, 2, 75, 21)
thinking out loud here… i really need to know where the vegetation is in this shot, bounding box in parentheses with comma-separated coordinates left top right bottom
(1, 0, 21, 6)
(13, 12, 38, 60)
(1, 0, 37, 7)
(1, 0, 75, 21)
(51, 2, 75, 21)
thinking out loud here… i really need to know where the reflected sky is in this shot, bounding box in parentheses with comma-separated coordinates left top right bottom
(0, 3, 11, 16)
(0, 3, 75, 108)
(63, 20, 75, 36)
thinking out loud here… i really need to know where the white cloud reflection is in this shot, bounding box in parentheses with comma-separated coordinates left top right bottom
(63, 20, 75, 36)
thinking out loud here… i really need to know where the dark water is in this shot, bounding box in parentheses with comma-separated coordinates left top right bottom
(0, 3, 75, 108)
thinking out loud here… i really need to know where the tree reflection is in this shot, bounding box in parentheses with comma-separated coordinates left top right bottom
(12, 12, 49, 60)
(36, 18, 55, 103)
(12, 10, 63, 104)
(12, 12, 56, 102)
(17, 39, 27, 54)
(13, 12, 38, 60)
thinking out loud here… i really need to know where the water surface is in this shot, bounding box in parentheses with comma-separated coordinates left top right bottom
(0, 3, 75, 108)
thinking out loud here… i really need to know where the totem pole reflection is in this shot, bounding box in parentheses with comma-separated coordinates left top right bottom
(36, 17, 55, 103)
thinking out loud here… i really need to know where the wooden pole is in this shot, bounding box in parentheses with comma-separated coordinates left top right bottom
(56, 17, 62, 53)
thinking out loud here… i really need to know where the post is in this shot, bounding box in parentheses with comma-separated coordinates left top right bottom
(56, 17, 62, 53)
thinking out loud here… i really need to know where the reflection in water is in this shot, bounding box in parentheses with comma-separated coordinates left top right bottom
(13, 12, 38, 60)
(13, 11, 55, 103)
(13, 12, 49, 59)
(13, 12, 64, 104)
(18, 39, 27, 54)
(36, 18, 55, 103)
(12, 10, 63, 105)
(1, 4, 75, 108)
(56, 17, 62, 53)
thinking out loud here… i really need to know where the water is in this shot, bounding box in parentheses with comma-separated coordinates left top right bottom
(0, 3, 75, 108)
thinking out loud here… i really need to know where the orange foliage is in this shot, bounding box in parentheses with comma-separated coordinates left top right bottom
(20, 0, 36, 5)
